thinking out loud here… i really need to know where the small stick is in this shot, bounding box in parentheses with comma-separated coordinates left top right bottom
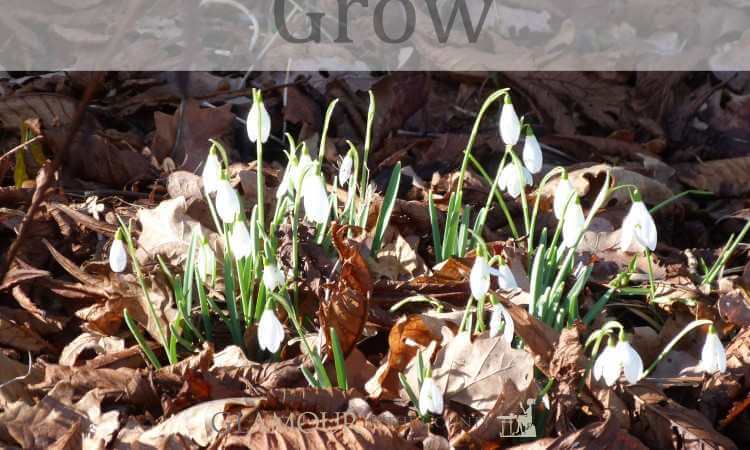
(0, 136, 43, 165)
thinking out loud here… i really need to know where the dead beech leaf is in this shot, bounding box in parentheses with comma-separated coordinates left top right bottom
(151, 98, 235, 171)
(498, 298, 559, 376)
(0, 353, 33, 407)
(138, 397, 262, 447)
(432, 331, 534, 415)
(58, 332, 125, 366)
(627, 384, 738, 450)
(369, 233, 428, 280)
(718, 288, 750, 327)
(320, 224, 373, 358)
(136, 196, 205, 264)
(544, 418, 649, 450)
(676, 157, 750, 197)
(542, 164, 673, 207)
(0, 317, 52, 352)
(0, 382, 119, 449)
(216, 415, 416, 450)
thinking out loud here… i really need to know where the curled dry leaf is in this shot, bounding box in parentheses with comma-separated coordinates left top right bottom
(498, 298, 559, 376)
(627, 384, 738, 450)
(432, 331, 535, 415)
(319, 224, 373, 358)
(366, 314, 447, 398)
(676, 156, 750, 197)
(58, 332, 125, 366)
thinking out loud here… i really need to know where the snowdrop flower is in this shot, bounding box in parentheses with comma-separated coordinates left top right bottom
(490, 304, 514, 343)
(263, 263, 285, 292)
(700, 325, 726, 374)
(201, 150, 221, 194)
(418, 377, 443, 416)
(258, 308, 285, 353)
(229, 221, 253, 260)
(499, 96, 521, 146)
(470, 255, 491, 299)
(553, 173, 577, 220)
(109, 231, 127, 273)
(339, 152, 354, 186)
(294, 151, 314, 189)
(489, 262, 518, 290)
(620, 194, 657, 252)
(594, 335, 643, 386)
(561, 198, 585, 249)
(247, 97, 271, 144)
(522, 129, 543, 174)
(615, 338, 644, 384)
(593, 339, 620, 386)
(302, 170, 330, 224)
(497, 163, 532, 198)
(215, 179, 241, 223)
(276, 164, 293, 200)
(196, 239, 216, 282)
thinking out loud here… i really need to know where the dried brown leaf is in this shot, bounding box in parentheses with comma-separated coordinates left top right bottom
(677, 157, 750, 197)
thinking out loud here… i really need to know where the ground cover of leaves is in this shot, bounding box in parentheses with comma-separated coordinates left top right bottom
(1, 71, 750, 449)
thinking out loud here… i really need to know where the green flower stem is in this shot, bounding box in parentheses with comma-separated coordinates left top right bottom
(467, 153, 519, 239)
(508, 149, 531, 238)
(644, 248, 657, 303)
(358, 91, 375, 214)
(649, 190, 713, 214)
(641, 319, 713, 378)
(253, 90, 266, 231)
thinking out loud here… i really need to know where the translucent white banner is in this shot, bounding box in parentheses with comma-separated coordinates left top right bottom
(0, 0, 748, 71)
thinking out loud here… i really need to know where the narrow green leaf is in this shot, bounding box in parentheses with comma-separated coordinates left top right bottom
(371, 162, 401, 255)
(330, 328, 348, 390)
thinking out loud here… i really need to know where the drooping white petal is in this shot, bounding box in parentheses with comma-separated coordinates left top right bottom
(497, 164, 532, 199)
(258, 309, 285, 353)
(246, 101, 271, 144)
(339, 153, 353, 186)
(109, 239, 127, 273)
(594, 344, 620, 386)
(418, 377, 444, 415)
(616, 340, 643, 384)
(620, 201, 657, 252)
(276, 165, 293, 200)
(293, 152, 314, 191)
(701, 331, 726, 374)
(470, 256, 491, 299)
(302, 172, 330, 224)
(229, 221, 253, 260)
(494, 263, 518, 290)
(490, 304, 515, 343)
(561, 201, 585, 249)
(522, 134, 543, 174)
(215, 180, 241, 223)
(499, 102, 521, 146)
(553, 178, 576, 220)
(197, 242, 216, 282)
(201, 152, 222, 194)
(263, 264, 285, 292)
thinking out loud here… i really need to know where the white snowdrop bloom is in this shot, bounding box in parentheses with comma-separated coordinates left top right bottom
(470, 255, 491, 299)
(229, 221, 253, 260)
(276, 165, 293, 200)
(497, 163, 532, 198)
(615, 339, 644, 384)
(418, 377, 444, 416)
(109, 235, 127, 273)
(522, 131, 543, 174)
(293, 152, 314, 191)
(489, 263, 518, 290)
(246, 99, 271, 144)
(593, 341, 621, 386)
(258, 309, 285, 353)
(302, 171, 330, 224)
(489, 304, 514, 343)
(215, 180, 241, 223)
(263, 263, 285, 292)
(201, 151, 221, 194)
(339, 152, 354, 186)
(196, 240, 216, 282)
(561, 199, 585, 249)
(499, 98, 521, 146)
(700, 326, 726, 374)
(553, 176, 577, 220)
(620, 200, 657, 252)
